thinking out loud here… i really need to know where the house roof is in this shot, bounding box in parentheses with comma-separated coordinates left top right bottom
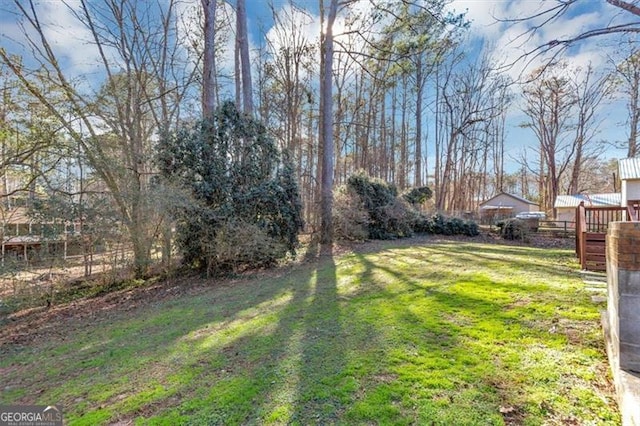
(554, 193, 621, 209)
(619, 157, 640, 180)
(479, 192, 538, 207)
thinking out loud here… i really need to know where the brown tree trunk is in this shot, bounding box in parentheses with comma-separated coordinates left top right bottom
(415, 55, 424, 187)
(202, 0, 217, 118)
(318, 0, 338, 244)
(236, 0, 253, 115)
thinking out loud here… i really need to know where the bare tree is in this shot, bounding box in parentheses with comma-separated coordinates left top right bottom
(613, 46, 640, 157)
(435, 51, 510, 212)
(259, 2, 317, 227)
(567, 65, 609, 193)
(521, 64, 577, 215)
(0, 62, 63, 202)
(502, 0, 640, 63)
(0, 0, 197, 276)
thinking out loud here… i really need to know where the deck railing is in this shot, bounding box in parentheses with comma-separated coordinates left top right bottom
(575, 202, 634, 270)
(628, 199, 640, 221)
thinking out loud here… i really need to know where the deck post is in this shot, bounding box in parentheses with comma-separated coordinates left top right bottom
(604, 221, 640, 424)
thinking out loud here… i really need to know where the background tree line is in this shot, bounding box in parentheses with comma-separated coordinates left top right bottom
(0, 0, 637, 276)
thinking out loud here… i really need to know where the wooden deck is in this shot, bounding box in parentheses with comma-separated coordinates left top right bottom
(575, 201, 638, 271)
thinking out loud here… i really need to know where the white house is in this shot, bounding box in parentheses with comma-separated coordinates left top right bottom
(620, 157, 640, 204)
(554, 193, 621, 225)
(619, 157, 640, 220)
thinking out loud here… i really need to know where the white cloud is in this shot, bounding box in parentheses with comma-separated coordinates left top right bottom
(41, 2, 97, 69)
(265, 3, 320, 55)
(1, 0, 124, 92)
(449, 0, 504, 38)
(445, 0, 638, 83)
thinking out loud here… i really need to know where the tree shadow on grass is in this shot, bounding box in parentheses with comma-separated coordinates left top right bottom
(1, 240, 609, 424)
(131, 243, 350, 424)
(0, 250, 340, 423)
(290, 245, 347, 423)
(348, 249, 612, 423)
(422, 243, 579, 276)
(353, 248, 594, 336)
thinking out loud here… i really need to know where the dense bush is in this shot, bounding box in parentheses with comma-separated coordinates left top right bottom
(402, 186, 433, 206)
(345, 173, 415, 239)
(334, 173, 478, 240)
(414, 213, 479, 236)
(157, 102, 303, 273)
(499, 218, 529, 240)
(333, 185, 369, 241)
(380, 198, 417, 239)
(210, 220, 288, 271)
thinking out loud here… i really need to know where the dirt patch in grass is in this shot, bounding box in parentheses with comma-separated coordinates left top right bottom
(0, 249, 315, 351)
(0, 275, 197, 349)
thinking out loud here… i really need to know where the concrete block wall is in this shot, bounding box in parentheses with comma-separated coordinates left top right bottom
(607, 221, 640, 373)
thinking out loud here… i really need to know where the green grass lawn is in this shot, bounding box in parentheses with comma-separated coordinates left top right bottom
(0, 238, 619, 425)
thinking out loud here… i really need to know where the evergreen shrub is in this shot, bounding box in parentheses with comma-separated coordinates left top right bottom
(333, 185, 369, 241)
(157, 102, 303, 273)
(333, 173, 478, 240)
(345, 173, 415, 240)
(414, 212, 479, 236)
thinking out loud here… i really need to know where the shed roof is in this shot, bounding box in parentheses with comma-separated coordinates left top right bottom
(554, 193, 621, 209)
(619, 157, 640, 180)
(479, 192, 537, 207)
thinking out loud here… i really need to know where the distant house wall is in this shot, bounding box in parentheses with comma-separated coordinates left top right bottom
(556, 208, 575, 226)
(479, 193, 538, 215)
(622, 179, 640, 205)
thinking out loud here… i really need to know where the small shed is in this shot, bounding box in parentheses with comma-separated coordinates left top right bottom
(479, 192, 539, 222)
(554, 193, 621, 225)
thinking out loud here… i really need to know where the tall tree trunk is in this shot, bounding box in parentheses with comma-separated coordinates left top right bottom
(234, 25, 241, 109)
(381, 94, 388, 181)
(628, 67, 639, 157)
(318, 0, 338, 244)
(202, 0, 217, 118)
(236, 0, 253, 115)
(415, 55, 424, 187)
(434, 68, 441, 208)
(399, 74, 408, 190)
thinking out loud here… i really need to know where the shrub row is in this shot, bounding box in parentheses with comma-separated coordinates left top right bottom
(333, 173, 479, 241)
(413, 213, 479, 237)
